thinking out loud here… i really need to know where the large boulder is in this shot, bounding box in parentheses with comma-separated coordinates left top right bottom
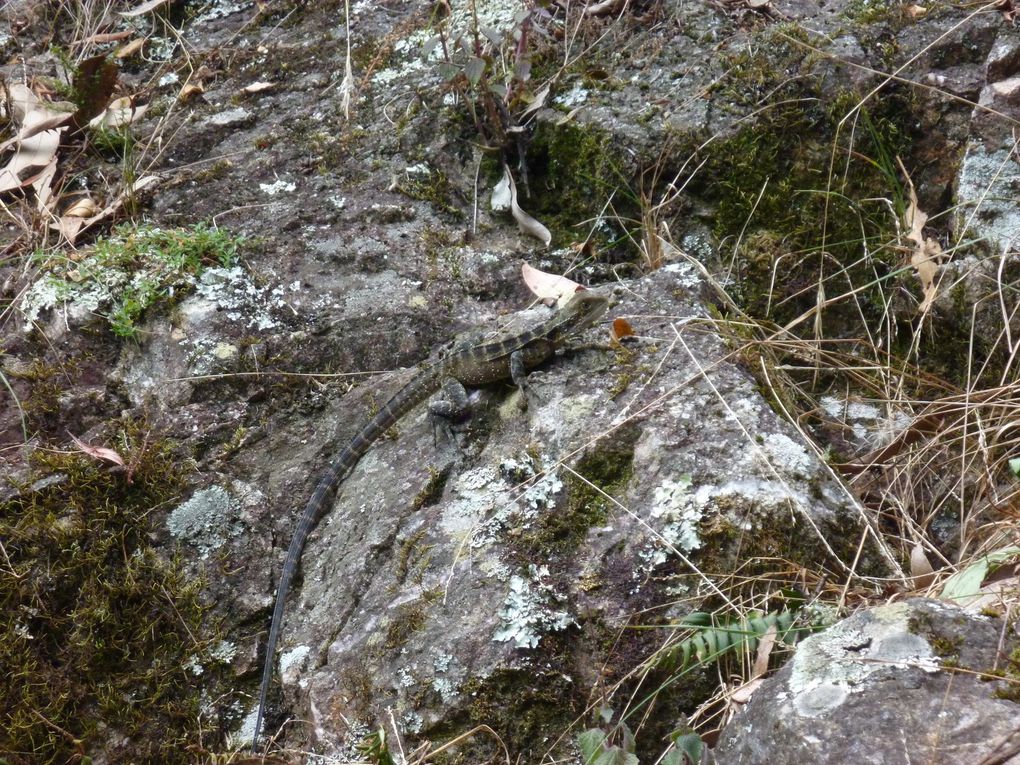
(715, 598, 1020, 765)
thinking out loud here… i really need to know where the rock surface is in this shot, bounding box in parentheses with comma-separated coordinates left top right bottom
(2, 0, 1019, 761)
(715, 598, 1020, 765)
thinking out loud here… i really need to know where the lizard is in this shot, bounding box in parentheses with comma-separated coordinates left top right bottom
(251, 289, 609, 750)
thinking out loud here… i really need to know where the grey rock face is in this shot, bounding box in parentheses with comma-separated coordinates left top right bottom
(715, 599, 1020, 765)
(259, 266, 891, 754)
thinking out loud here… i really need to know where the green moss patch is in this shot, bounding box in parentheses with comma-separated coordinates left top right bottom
(519, 434, 637, 557)
(22, 223, 242, 338)
(0, 426, 223, 763)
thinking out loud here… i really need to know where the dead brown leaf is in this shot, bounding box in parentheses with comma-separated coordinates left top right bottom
(71, 55, 119, 131)
(69, 433, 125, 466)
(898, 157, 944, 314)
(611, 318, 635, 343)
(521, 263, 584, 307)
(79, 30, 134, 44)
(910, 542, 937, 589)
(179, 83, 205, 102)
(751, 623, 778, 678)
(115, 38, 146, 59)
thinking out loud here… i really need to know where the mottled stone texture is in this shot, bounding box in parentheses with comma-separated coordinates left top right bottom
(716, 599, 1020, 765)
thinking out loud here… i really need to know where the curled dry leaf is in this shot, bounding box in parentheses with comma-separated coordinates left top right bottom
(120, 0, 172, 16)
(751, 623, 778, 678)
(69, 433, 126, 466)
(179, 83, 205, 102)
(910, 542, 937, 589)
(519, 84, 550, 121)
(521, 262, 583, 307)
(611, 317, 635, 343)
(89, 97, 148, 129)
(0, 84, 72, 146)
(115, 38, 146, 58)
(0, 129, 61, 193)
(585, 0, 626, 15)
(729, 676, 766, 705)
(493, 165, 551, 246)
(54, 216, 85, 244)
(242, 81, 275, 94)
(898, 157, 944, 314)
(64, 197, 97, 218)
(80, 30, 134, 44)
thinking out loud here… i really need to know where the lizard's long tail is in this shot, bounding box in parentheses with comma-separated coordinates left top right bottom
(251, 370, 440, 751)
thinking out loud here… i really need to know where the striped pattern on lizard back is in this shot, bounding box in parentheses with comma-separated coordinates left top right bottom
(251, 290, 608, 750)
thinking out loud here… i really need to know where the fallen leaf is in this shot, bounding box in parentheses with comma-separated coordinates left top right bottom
(898, 157, 944, 314)
(179, 83, 205, 102)
(910, 542, 937, 589)
(241, 81, 275, 94)
(1, 84, 73, 145)
(495, 165, 551, 246)
(115, 38, 146, 58)
(611, 318, 635, 342)
(904, 3, 927, 16)
(32, 157, 58, 212)
(519, 84, 550, 121)
(521, 263, 583, 307)
(54, 216, 86, 244)
(0, 129, 61, 193)
(71, 55, 119, 130)
(69, 433, 125, 466)
(730, 677, 766, 705)
(89, 96, 148, 129)
(120, 0, 172, 16)
(940, 546, 1020, 606)
(80, 30, 134, 44)
(585, 0, 626, 15)
(751, 623, 778, 678)
(64, 197, 97, 218)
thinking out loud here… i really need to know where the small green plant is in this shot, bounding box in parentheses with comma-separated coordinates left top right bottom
(22, 222, 242, 337)
(656, 608, 822, 674)
(577, 717, 706, 765)
(358, 728, 397, 765)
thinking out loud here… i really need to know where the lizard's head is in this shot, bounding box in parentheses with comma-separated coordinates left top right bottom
(562, 289, 609, 332)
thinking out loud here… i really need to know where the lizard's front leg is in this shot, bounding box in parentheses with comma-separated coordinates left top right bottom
(509, 349, 533, 411)
(428, 376, 470, 447)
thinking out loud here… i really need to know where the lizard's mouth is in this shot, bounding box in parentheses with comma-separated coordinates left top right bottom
(573, 291, 610, 331)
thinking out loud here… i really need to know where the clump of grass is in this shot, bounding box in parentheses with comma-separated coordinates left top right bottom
(22, 222, 243, 338)
(0, 424, 223, 763)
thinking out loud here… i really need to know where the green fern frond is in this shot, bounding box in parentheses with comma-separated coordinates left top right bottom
(657, 608, 822, 673)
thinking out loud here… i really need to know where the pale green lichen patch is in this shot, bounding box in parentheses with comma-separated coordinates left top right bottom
(191, 265, 289, 332)
(166, 485, 243, 559)
(21, 223, 241, 337)
(644, 476, 703, 566)
(492, 564, 573, 648)
(788, 602, 940, 718)
(371, 0, 527, 86)
(955, 144, 1020, 255)
(439, 453, 563, 553)
(280, 645, 311, 677)
(757, 433, 814, 479)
